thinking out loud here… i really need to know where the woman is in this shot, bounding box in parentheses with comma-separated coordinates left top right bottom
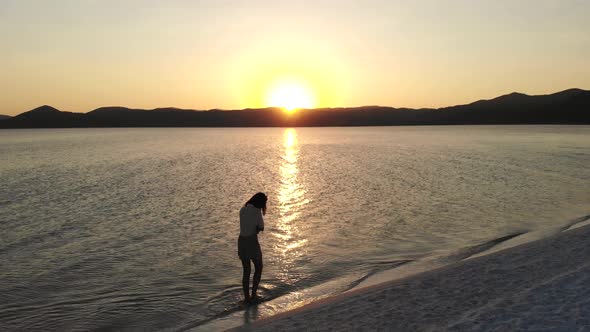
(238, 192, 267, 303)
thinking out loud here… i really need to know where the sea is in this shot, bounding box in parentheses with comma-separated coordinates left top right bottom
(1, 126, 589, 331)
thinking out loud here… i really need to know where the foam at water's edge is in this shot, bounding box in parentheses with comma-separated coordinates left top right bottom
(350, 231, 530, 291)
(343, 260, 413, 292)
(181, 273, 364, 332)
(563, 214, 590, 231)
(356, 214, 590, 291)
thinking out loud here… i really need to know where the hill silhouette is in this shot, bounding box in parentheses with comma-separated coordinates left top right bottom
(1, 89, 589, 128)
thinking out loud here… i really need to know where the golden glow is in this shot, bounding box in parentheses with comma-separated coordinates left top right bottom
(278, 128, 307, 227)
(230, 40, 350, 110)
(266, 78, 315, 112)
(274, 128, 309, 285)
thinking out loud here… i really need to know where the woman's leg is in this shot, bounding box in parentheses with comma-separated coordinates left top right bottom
(241, 258, 251, 302)
(251, 256, 263, 300)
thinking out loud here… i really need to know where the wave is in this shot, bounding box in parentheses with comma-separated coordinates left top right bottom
(562, 213, 590, 231)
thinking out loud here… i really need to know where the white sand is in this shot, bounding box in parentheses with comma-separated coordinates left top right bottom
(234, 222, 590, 331)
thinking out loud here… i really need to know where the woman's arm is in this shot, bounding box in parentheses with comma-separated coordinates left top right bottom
(256, 209, 265, 233)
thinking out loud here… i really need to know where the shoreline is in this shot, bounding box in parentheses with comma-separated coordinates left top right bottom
(231, 218, 590, 331)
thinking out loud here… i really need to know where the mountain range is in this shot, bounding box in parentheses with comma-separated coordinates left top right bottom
(1, 88, 589, 128)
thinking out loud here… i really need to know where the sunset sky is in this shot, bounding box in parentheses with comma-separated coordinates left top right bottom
(1, 0, 589, 115)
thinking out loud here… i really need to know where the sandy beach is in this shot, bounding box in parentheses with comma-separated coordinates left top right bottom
(233, 219, 590, 331)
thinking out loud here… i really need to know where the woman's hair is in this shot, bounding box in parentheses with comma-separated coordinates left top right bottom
(245, 192, 268, 209)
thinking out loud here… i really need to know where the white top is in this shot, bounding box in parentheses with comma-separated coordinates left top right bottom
(239, 204, 265, 237)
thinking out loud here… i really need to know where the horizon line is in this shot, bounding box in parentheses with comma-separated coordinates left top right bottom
(2, 87, 588, 117)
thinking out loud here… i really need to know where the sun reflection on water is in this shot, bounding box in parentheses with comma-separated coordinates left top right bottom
(275, 128, 309, 285)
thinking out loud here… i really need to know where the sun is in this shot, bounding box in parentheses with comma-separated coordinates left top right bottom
(266, 79, 315, 112)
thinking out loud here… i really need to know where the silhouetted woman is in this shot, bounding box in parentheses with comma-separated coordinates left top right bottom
(238, 192, 267, 303)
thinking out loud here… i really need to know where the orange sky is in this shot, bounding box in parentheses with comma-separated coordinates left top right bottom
(1, 0, 589, 115)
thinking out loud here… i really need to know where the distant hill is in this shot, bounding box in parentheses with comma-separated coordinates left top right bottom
(1, 89, 589, 128)
(7, 105, 84, 127)
(0, 114, 11, 120)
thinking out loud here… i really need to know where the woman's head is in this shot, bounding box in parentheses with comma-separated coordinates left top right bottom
(246, 192, 268, 209)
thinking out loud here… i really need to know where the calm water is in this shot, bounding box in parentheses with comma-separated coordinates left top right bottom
(1, 126, 589, 331)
